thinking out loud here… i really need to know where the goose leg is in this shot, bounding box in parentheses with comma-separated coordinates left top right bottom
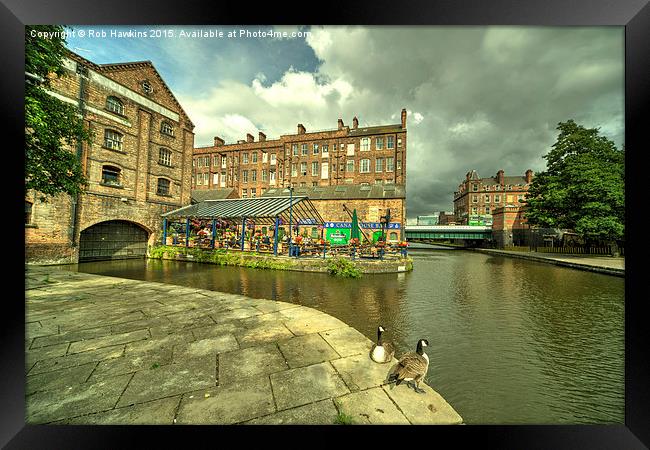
(413, 378, 426, 394)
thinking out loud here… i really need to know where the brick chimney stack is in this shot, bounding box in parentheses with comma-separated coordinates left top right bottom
(401, 108, 407, 128)
(352, 116, 358, 129)
(259, 132, 266, 142)
(337, 119, 344, 130)
(525, 169, 533, 183)
(297, 124, 306, 134)
(246, 133, 254, 143)
(214, 136, 225, 147)
(497, 169, 505, 185)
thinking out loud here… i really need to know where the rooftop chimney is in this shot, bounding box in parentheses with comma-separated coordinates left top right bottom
(497, 169, 505, 184)
(352, 116, 358, 129)
(525, 169, 533, 183)
(401, 108, 407, 128)
(297, 124, 306, 135)
(246, 133, 254, 143)
(259, 132, 266, 142)
(337, 119, 344, 130)
(214, 136, 225, 147)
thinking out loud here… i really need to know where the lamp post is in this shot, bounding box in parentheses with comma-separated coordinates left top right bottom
(288, 186, 294, 257)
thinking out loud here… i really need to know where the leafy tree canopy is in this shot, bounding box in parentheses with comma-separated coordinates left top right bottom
(524, 120, 624, 242)
(25, 25, 92, 200)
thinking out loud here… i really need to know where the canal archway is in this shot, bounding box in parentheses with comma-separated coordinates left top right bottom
(79, 220, 150, 261)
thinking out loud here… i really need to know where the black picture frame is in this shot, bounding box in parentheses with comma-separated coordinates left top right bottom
(5, 0, 648, 447)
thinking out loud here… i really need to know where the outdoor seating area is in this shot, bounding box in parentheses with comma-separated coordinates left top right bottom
(160, 196, 409, 260)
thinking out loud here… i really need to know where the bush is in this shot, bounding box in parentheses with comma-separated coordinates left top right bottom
(327, 257, 362, 278)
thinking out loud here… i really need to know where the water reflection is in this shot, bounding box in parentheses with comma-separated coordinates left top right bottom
(67, 249, 624, 424)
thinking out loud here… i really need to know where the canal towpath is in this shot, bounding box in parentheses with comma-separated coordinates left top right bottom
(25, 265, 463, 425)
(470, 248, 624, 277)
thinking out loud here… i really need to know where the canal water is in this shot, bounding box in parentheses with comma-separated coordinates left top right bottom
(66, 248, 624, 424)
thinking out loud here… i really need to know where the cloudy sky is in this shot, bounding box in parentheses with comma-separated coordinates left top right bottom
(65, 25, 624, 218)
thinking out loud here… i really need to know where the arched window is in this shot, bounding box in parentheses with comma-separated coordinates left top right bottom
(389, 232, 398, 241)
(25, 201, 33, 225)
(159, 148, 172, 166)
(106, 96, 124, 115)
(104, 130, 124, 151)
(161, 121, 174, 137)
(157, 178, 171, 196)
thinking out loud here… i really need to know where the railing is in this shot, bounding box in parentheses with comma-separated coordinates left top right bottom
(503, 245, 623, 256)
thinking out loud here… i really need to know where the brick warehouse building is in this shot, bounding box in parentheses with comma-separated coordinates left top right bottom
(192, 110, 408, 239)
(453, 169, 534, 225)
(25, 51, 195, 264)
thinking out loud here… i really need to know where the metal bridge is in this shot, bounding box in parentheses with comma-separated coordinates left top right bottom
(404, 225, 492, 241)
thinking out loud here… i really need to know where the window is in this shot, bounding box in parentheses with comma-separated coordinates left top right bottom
(291, 163, 297, 177)
(161, 122, 174, 137)
(262, 152, 268, 163)
(213, 173, 219, 185)
(396, 159, 402, 170)
(300, 162, 307, 175)
(292, 144, 299, 156)
(106, 96, 124, 115)
(159, 148, 172, 166)
(312, 182, 318, 186)
(213, 155, 220, 166)
(242, 153, 249, 164)
(376, 137, 384, 150)
(141, 80, 154, 94)
(251, 169, 257, 182)
(262, 169, 268, 181)
(321, 162, 329, 179)
(242, 189, 248, 198)
(311, 161, 318, 176)
(270, 169, 276, 184)
(471, 207, 478, 215)
(300, 182, 306, 187)
(361, 138, 370, 151)
(252, 152, 258, 163)
(386, 157, 394, 172)
(346, 160, 355, 173)
(270, 154, 276, 165)
(313, 144, 319, 154)
(472, 195, 478, 203)
(322, 144, 328, 156)
(157, 178, 170, 196)
(347, 143, 355, 156)
(220, 172, 226, 186)
(242, 170, 248, 183)
(387, 136, 394, 149)
(25, 201, 33, 225)
(375, 179, 383, 184)
(494, 185, 501, 191)
(234, 156, 238, 165)
(101, 166, 121, 186)
(397, 138, 402, 148)
(360, 159, 371, 173)
(485, 194, 490, 203)
(221, 156, 227, 168)
(301, 144, 308, 156)
(375, 158, 384, 172)
(251, 188, 257, 198)
(495, 195, 501, 203)
(104, 130, 123, 151)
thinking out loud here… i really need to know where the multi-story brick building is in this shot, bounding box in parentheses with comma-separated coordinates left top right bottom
(192, 110, 409, 240)
(25, 50, 195, 263)
(453, 169, 534, 225)
(192, 110, 407, 195)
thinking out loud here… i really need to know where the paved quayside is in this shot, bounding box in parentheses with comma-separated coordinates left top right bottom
(25, 266, 463, 425)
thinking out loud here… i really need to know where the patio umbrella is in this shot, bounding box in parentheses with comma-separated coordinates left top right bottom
(351, 209, 360, 241)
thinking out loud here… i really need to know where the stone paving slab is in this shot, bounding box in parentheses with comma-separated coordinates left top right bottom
(270, 361, 350, 411)
(61, 396, 181, 425)
(25, 266, 463, 425)
(176, 375, 275, 424)
(117, 355, 217, 407)
(218, 344, 288, 385)
(335, 388, 411, 424)
(244, 399, 339, 425)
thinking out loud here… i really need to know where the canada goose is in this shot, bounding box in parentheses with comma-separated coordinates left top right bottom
(370, 326, 395, 364)
(387, 339, 430, 394)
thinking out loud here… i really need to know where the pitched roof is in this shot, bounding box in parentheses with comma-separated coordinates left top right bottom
(191, 188, 236, 203)
(162, 196, 324, 226)
(262, 184, 406, 200)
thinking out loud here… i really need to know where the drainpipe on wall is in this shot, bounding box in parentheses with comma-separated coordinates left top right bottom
(70, 70, 87, 248)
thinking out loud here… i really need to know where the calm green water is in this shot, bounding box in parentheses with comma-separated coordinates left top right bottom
(67, 248, 625, 424)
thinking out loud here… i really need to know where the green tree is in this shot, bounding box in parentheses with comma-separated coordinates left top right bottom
(25, 25, 92, 200)
(524, 120, 624, 247)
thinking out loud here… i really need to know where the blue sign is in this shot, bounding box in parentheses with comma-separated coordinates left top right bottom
(323, 221, 401, 229)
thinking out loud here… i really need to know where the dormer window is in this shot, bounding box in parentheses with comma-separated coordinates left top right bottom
(161, 121, 174, 137)
(106, 96, 124, 115)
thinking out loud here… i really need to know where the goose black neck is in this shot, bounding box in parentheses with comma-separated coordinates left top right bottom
(416, 340, 424, 355)
(377, 328, 383, 345)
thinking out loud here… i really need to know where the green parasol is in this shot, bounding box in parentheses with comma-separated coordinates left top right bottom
(351, 209, 360, 240)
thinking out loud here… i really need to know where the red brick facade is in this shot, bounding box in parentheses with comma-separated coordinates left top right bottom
(25, 51, 195, 264)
